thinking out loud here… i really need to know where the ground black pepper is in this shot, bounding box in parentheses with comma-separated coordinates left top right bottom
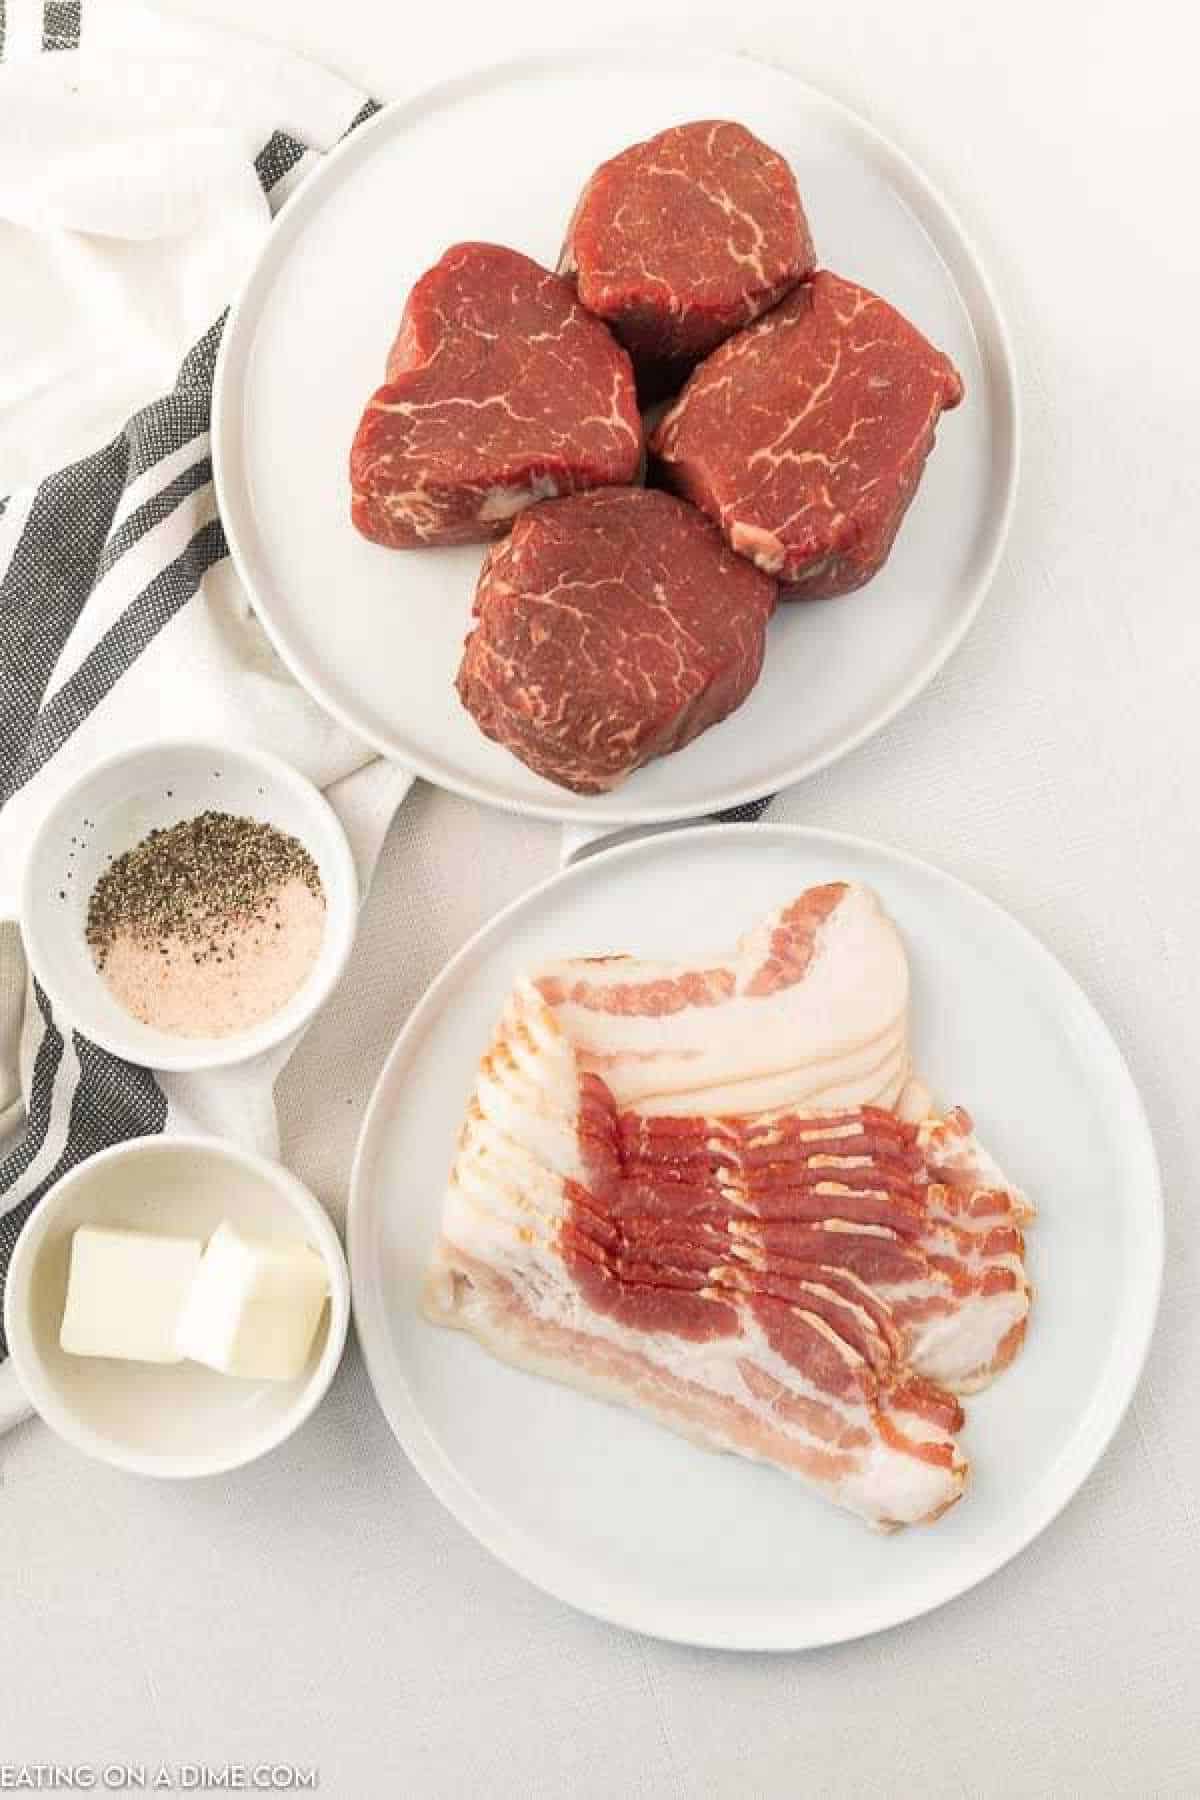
(86, 811, 324, 970)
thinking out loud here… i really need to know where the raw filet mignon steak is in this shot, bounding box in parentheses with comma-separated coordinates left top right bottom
(349, 243, 642, 549)
(650, 270, 965, 598)
(456, 487, 777, 793)
(559, 120, 815, 399)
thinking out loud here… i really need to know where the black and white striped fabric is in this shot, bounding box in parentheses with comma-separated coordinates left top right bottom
(0, 4, 381, 1365)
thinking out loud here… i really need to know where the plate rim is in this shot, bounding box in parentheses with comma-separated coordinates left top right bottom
(348, 823, 1163, 1649)
(212, 45, 1022, 826)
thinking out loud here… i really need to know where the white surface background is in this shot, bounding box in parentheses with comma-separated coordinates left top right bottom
(3, 1, 1198, 1795)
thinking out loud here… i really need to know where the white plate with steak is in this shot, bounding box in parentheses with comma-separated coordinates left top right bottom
(214, 49, 1018, 825)
(348, 825, 1161, 1649)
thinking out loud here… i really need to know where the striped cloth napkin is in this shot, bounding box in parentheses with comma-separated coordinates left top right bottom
(0, 1, 414, 1430)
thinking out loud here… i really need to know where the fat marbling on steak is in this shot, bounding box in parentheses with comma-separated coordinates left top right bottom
(350, 243, 642, 548)
(560, 120, 815, 399)
(456, 486, 778, 793)
(650, 270, 965, 597)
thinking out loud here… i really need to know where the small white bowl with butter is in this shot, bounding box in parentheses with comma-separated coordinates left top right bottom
(4, 1136, 350, 1477)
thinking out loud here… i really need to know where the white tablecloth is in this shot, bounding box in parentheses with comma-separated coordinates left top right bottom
(3, 2, 1197, 1793)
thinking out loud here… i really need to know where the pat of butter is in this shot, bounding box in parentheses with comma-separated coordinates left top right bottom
(60, 1225, 203, 1363)
(175, 1222, 329, 1382)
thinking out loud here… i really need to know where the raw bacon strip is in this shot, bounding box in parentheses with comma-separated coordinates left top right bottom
(427, 1240, 966, 1530)
(893, 1108, 1034, 1392)
(610, 1074, 1031, 1393)
(425, 889, 1033, 1529)
(426, 985, 968, 1530)
(737, 1220, 933, 1290)
(533, 883, 911, 1116)
(495, 971, 1031, 1395)
(430, 1245, 963, 1523)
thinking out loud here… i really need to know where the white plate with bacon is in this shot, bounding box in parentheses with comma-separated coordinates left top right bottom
(349, 826, 1161, 1649)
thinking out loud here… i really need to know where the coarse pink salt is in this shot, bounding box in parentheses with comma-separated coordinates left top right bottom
(98, 875, 325, 1039)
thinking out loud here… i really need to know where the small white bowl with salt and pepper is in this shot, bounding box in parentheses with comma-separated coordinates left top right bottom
(20, 739, 359, 1071)
(3, 1136, 350, 1477)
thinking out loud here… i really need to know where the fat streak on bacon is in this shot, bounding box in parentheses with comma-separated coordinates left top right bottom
(424, 884, 1033, 1529)
(534, 881, 909, 1116)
